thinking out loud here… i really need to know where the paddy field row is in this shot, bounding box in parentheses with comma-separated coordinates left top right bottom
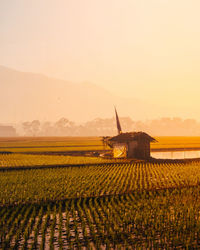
(1, 136, 200, 153)
(1, 162, 200, 206)
(0, 154, 123, 169)
(1, 187, 200, 249)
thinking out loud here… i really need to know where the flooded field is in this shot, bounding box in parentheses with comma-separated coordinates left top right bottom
(151, 150, 200, 159)
(2, 188, 200, 249)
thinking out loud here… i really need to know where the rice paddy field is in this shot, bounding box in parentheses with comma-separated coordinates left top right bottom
(1, 136, 200, 249)
(1, 136, 200, 153)
(152, 136, 200, 151)
(0, 137, 107, 153)
(0, 154, 124, 169)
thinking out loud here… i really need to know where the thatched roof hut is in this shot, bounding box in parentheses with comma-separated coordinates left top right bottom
(107, 132, 156, 159)
(103, 108, 157, 159)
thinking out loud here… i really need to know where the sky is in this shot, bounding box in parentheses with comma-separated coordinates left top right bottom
(1, 0, 200, 118)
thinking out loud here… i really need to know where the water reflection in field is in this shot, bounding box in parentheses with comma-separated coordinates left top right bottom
(151, 150, 200, 159)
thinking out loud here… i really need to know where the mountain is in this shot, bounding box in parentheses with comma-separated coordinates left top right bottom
(0, 65, 162, 123)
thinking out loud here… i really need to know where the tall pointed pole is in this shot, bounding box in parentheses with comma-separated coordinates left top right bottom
(114, 106, 122, 135)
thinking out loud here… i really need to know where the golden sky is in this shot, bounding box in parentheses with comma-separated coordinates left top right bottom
(1, 0, 200, 118)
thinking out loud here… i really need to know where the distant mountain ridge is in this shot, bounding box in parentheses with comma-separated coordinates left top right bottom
(0, 65, 161, 123)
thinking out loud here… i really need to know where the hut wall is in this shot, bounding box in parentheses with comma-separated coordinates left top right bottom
(135, 141, 150, 159)
(127, 141, 138, 158)
(112, 139, 151, 159)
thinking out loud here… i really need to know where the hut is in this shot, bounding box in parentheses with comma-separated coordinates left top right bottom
(107, 132, 156, 159)
(104, 108, 156, 159)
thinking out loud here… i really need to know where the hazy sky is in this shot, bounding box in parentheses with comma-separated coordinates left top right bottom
(1, 0, 200, 113)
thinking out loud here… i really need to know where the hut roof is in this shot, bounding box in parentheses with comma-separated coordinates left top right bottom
(108, 132, 156, 143)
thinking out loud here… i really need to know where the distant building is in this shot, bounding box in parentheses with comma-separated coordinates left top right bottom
(0, 126, 17, 137)
(107, 132, 156, 159)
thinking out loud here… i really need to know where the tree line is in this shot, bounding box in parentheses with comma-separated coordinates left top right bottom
(16, 117, 200, 136)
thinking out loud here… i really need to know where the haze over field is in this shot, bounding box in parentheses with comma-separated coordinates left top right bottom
(1, 0, 200, 123)
(0, 65, 167, 123)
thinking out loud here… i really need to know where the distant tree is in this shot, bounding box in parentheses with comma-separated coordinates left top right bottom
(55, 118, 69, 129)
(120, 117, 134, 132)
(31, 120, 40, 136)
(22, 120, 40, 136)
(41, 121, 52, 136)
(54, 118, 75, 135)
(22, 122, 32, 136)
